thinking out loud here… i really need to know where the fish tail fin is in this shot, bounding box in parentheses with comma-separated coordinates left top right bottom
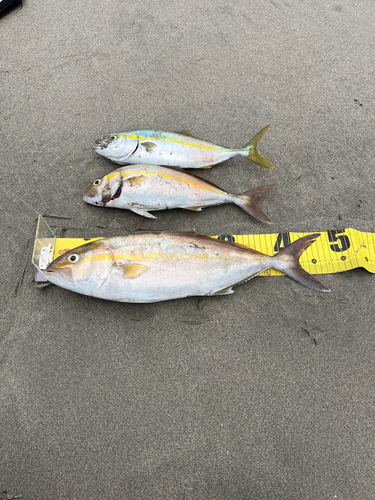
(272, 233, 330, 292)
(234, 184, 274, 223)
(243, 125, 273, 169)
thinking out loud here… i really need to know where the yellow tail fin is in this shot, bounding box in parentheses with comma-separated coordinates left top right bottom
(244, 125, 273, 169)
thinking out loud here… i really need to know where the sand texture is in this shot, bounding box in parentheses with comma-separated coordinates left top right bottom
(1, 1, 375, 498)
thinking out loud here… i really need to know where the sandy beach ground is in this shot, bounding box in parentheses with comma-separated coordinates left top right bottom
(1, 1, 374, 498)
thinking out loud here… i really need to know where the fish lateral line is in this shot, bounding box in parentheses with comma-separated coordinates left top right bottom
(79, 250, 253, 264)
(117, 134, 229, 151)
(97, 168, 227, 195)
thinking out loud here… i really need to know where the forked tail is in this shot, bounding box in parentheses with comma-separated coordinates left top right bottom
(272, 233, 330, 292)
(243, 125, 273, 169)
(234, 184, 274, 223)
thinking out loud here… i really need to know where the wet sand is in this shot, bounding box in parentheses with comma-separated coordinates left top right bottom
(1, 1, 375, 498)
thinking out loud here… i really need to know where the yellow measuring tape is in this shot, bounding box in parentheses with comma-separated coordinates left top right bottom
(52, 228, 374, 276)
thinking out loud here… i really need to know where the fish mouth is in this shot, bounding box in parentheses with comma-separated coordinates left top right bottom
(94, 139, 109, 150)
(45, 266, 72, 282)
(83, 194, 104, 206)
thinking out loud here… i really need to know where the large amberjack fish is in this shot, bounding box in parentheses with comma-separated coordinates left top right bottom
(83, 164, 274, 223)
(93, 126, 273, 169)
(45, 232, 329, 303)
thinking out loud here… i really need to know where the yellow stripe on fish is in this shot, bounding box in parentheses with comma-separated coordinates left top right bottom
(91, 168, 224, 195)
(55, 251, 243, 267)
(118, 134, 225, 151)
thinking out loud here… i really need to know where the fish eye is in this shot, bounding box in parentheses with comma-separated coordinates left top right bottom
(68, 254, 79, 263)
(93, 179, 101, 186)
(110, 135, 116, 140)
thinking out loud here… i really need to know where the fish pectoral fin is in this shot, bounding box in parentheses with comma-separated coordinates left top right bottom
(114, 263, 150, 279)
(208, 286, 235, 296)
(140, 141, 157, 152)
(126, 175, 147, 187)
(131, 208, 157, 219)
(185, 206, 203, 211)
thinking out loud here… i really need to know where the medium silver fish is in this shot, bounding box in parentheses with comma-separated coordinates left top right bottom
(45, 232, 329, 303)
(83, 164, 274, 223)
(94, 126, 273, 169)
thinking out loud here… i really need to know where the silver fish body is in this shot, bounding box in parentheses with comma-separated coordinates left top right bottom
(45, 232, 329, 303)
(94, 126, 273, 169)
(83, 165, 274, 222)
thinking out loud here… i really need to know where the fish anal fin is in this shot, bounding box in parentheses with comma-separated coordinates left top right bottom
(209, 286, 235, 296)
(185, 206, 203, 211)
(131, 207, 157, 218)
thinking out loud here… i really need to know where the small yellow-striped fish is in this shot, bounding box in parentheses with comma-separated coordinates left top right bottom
(94, 126, 273, 169)
(83, 164, 274, 222)
(45, 232, 329, 303)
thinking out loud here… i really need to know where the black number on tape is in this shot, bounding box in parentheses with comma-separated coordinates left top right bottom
(218, 235, 236, 242)
(327, 230, 350, 252)
(274, 232, 291, 252)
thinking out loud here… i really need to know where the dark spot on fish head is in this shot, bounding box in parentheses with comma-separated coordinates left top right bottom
(101, 191, 111, 204)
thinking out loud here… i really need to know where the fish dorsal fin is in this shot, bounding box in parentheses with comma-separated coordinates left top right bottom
(166, 230, 261, 252)
(193, 234, 268, 254)
(183, 171, 225, 190)
(131, 228, 197, 236)
(155, 165, 226, 191)
(170, 228, 197, 235)
(214, 237, 266, 254)
(158, 165, 188, 174)
(177, 130, 195, 138)
(114, 263, 150, 279)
